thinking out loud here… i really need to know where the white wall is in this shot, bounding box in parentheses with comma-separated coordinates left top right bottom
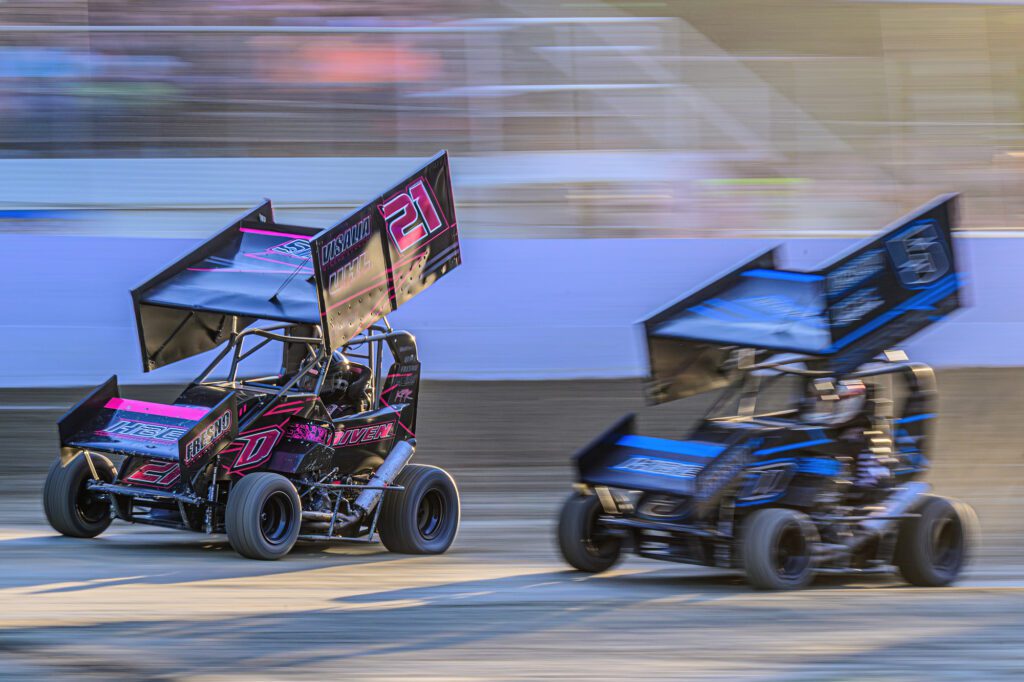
(3, 235, 1020, 387)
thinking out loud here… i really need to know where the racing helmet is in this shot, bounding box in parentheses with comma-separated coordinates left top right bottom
(802, 378, 867, 425)
(322, 350, 353, 395)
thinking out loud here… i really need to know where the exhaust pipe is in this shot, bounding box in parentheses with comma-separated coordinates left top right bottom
(354, 439, 416, 515)
(305, 439, 416, 533)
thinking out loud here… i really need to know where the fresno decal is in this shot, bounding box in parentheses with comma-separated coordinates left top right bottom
(332, 421, 395, 447)
(184, 410, 233, 466)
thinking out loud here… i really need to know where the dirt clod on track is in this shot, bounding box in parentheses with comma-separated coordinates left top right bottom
(0, 373, 1022, 680)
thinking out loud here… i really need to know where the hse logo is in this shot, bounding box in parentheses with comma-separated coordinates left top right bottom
(272, 239, 312, 260)
(184, 410, 233, 466)
(381, 177, 447, 253)
(332, 421, 396, 447)
(613, 457, 702, 480)
(124, 461, 181, 488)
(101, 419, 186, 442)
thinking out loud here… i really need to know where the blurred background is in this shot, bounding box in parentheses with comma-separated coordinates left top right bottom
(3, 0, 1024, 237)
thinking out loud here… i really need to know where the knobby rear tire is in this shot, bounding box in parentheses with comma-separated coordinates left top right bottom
(378, 464, 461, 555)
(895, 494, 978, 587)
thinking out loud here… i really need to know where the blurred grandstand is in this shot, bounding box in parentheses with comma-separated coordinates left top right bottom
(1, 0, 1023, 234)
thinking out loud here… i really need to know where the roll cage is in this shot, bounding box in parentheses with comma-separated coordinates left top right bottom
(191, 318, 408, 429)
(702, 350, 936, 428)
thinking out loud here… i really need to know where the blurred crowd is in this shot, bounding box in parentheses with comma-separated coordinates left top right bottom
(1, 0, 1024, 232)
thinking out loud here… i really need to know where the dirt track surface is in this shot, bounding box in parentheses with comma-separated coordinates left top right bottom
(1, 373, 1023, 680)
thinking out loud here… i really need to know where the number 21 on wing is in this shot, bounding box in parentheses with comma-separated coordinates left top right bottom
(381, 178, 446, 253)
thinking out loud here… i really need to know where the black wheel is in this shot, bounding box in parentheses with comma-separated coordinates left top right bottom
(226, 473, 301, 560)
(557, 492, 622, 573)
(741, 508, 819, 590)
(895, 494, 977, 587)
(43, 453, 117, 538)
(378, 464, 460, 554)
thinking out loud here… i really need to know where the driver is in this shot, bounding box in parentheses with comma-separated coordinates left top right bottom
(803, 378, 893, 494)
(319, 351, 373, 417)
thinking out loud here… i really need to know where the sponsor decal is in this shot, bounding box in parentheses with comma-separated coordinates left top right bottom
(286, 422, 330, 444)
(124, 461, 181, 488)
(184, 410, 233, 466)
(100, 419, 187, 443)
(332, 421, 395, 447)
(227, 426, 283, 471)
(830, 287, 884, 328)
(826, 249, 885, 300)
(613, 456, 702, 480)
(392, 387, 414, 403)
(320, 216, 372, 267)
(271, 239, 312, 260)
(381, 176, 447, 253)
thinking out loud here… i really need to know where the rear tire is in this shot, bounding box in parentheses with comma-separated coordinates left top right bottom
(378, 464, 460, 554)
(557, 492, 622, 573)
(741, 508, 818, 590)
(226, 473, 301, 560)
(43, 453, 117, 538)
(895, 494, 977, 587)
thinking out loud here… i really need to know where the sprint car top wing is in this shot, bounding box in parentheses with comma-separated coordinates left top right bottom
(643, 194, 961, 403)
(133, 151, 460, 370)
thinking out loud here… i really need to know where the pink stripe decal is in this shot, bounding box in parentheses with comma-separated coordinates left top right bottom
(239, 226, 314, 240)
(105, 398, 209, 421)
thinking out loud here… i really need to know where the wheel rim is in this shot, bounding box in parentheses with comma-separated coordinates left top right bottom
(75, 474, 110, 525)
(583, 499, 618, 558)
(259, 491, 294, 545)
(417, 488, 447, 540)
(774, 521, 810, 580)
(930, 515, 963, 572)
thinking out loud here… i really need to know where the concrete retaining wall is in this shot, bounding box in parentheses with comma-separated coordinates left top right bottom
(3, 235, 1020, 387)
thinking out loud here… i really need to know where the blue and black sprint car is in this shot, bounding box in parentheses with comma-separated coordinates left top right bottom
(558, 194, 978, 589)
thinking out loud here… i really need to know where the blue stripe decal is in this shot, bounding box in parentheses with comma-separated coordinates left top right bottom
(894, 413, 935, 424)
(689, 304, 737, 322)
(796, 457, 842, 476)
(754, 438, 833, 456)
(706, 297, 782, 324)
(742, 269, 824, 283)
(826, 274, 958, 352)
(616, 435, 725, 459)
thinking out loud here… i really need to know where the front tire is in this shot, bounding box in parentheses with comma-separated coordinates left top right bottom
(43, 453, 117, 538)
(557, 492, 622, 573)
(226, 473, 301, 560)
(378, 464, 460, 554)
(895, 494, 977, 587)
(741, 508, 818, 590)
